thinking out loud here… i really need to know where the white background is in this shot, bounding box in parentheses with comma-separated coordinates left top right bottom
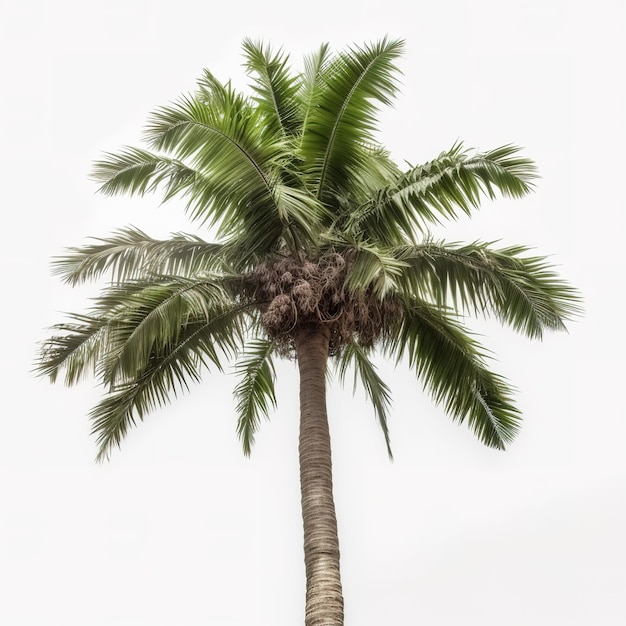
(1, 0, 624, 624)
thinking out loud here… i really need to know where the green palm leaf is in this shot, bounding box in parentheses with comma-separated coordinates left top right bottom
(145, 91, 283, 230)
(38, 277, 242, 388)
(338, 342, 393, 459)
(349, 143, 538, 243)
(90, 304, 246, 462)
(242, 38, 301, 138)
(299, 38, 404, 205)
(93, 277, 235, 387)
(386, 300, 522, 449)
(298, 42, 332, 142)
(330, 236, 408, 296)
(234, 338, 277, 455)
(37, 313, 110, 386)
(396, 241, 581, 337)
(52, 227, 226, 286)
(92, 146, 196, 200)
(140, 77, 321, 258)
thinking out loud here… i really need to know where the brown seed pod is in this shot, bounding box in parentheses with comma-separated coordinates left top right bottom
(241, 252, 404, 356)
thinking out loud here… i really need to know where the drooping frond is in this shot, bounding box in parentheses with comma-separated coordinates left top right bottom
(37, 274, 250, 462)
(36, 313, 110, 385)
(338, 342, 393, 458)
(242, 38, 301, 138)
(385, 300, 522, 449)
(348, 143, 538, 243)
(90, 277, 238, 387)
(89, 305, 244, 462)
(92, 147, 197, 200)
(234, 338, 277, 455)
(52, 227, 226, 286)
(38, 276, 243, 387)
(299, 38, 404, 205)
(396, 241, 582, 338)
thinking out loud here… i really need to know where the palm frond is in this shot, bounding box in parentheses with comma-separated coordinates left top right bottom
(92, 147, 196, 200)
(141, 80, 323, 258)
(347, 143, 402, 198)
(90, 303, 248, 462)
(38, 275, 242, 392)
(92, 144, 243, 230)
(234, 338, 277, 455)
(330, 237, 408, 296)
(144, 89, 279, 219)
(396, 241, 582, 337)
(338, 343, 393, 459)
(52, 227, 227, 286)
(36, 313, 109, 385)
(242, 38, 301, 138)
(325, 144, 403, 220)
(93, 277, 237, 387)
(349, 143, 538, 243)
(298, 42, 333, 143)
(385, 300, 522, 449)
(299, 37, 404, 204)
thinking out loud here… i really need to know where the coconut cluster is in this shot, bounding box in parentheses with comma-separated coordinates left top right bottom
(242, 253, 402, 355)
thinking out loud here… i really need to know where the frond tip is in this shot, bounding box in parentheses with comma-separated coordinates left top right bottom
(387, 301, 522, 449)
(234, 339, 277, 455)
(338, 343, 394, 459)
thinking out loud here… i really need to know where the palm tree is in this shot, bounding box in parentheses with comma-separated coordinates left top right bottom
(37, 38, 580, 626)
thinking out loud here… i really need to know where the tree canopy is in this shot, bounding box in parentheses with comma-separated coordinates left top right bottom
(37, 37, 580, 462)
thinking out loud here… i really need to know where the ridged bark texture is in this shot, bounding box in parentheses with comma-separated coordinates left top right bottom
(295, 325, 344, 626)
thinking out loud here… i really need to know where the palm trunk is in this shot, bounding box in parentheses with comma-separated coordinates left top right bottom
(295, 325, 344, 626)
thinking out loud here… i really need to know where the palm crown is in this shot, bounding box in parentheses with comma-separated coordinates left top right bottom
(38, 38, 579, 463)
